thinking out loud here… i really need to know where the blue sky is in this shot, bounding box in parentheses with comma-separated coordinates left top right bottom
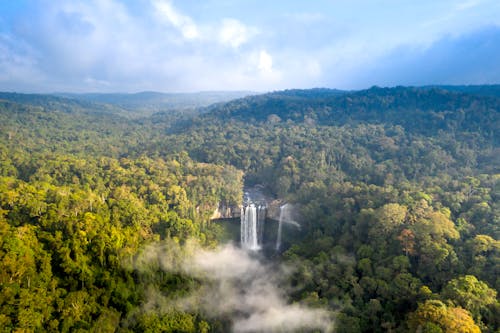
(0, 0, 499, 93)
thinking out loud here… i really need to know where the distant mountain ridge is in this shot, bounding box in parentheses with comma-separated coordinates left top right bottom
(55, 91, 254, 113)
(195, 86, 499, 143)
(0, 91, 127, 116)
(1, 85, 499, 121)
(423, 84, 500, 98)
(0, 90, 255, 118)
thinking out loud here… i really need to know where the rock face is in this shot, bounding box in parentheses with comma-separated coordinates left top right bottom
(210, 185, 284, 221)
(211, 202, 241, 219)
(210, 199, 284, 220)
(265, 200, 284, 221)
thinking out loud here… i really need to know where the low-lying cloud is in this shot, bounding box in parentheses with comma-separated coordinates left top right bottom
(131, 240, 333, 332)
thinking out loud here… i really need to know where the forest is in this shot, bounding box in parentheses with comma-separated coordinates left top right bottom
(0, 86, 499, 332)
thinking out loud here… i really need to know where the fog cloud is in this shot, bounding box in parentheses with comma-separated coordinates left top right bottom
(131, 240, 333, 332)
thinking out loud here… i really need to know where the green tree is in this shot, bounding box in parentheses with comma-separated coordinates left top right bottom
(442, 275, 497, 326)
(408, 300, 480, 333)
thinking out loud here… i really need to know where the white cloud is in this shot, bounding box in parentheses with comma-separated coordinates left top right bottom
(456, 0, 482, 11)
(84, 76, 111, 87)
(218, 18, 256, 48)
(258, 50, 273, 73)
(152, 0, 199, 40)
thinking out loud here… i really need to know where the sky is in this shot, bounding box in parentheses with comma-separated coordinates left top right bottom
(0, 0, 499, 93)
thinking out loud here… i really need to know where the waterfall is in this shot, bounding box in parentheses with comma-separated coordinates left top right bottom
(275, 203, 300, 251)
(275, 204, 286, 251)
(241, 203, 266, 251)
(257, 205, 266, 243)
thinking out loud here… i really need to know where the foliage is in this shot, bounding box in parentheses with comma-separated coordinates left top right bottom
(0, 86, 498, 332)
(408, 300, 480, 333)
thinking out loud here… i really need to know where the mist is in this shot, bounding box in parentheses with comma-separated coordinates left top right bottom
(130, 240, 333, 332)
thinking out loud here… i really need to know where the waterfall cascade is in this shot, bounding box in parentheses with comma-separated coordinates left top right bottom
(240, 188, 303, 251)
(240, 192, 267, 251)
(275, 203, 301, 251)
(275, 204, 287, 251)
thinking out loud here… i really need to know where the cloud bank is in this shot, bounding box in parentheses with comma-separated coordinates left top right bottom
(131, 241, 333, 333)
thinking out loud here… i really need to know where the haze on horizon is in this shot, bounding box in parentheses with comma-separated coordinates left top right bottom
(1, 0, 499, 93)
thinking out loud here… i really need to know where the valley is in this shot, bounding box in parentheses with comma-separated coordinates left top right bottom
(0, 86, 498, 332)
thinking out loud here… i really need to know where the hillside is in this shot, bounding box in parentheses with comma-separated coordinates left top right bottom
(198, 86, 498, 138)
(158, 87, 498, 186)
